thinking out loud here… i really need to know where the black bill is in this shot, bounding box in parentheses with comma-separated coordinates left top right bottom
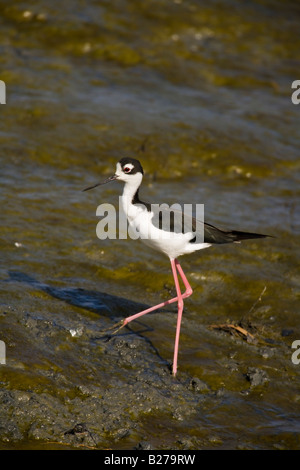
(82, 174, 118, 192)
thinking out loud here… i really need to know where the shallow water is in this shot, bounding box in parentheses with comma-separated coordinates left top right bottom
(1, 0, 300, 450)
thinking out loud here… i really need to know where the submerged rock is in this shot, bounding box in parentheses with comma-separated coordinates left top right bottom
(246, 367, 269, 388)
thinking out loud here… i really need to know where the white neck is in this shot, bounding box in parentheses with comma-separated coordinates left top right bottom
(121, 173, 143, 207)
(121, 173, 143, 217)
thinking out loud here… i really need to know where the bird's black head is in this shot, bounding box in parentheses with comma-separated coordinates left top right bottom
(118, 157, 144, 175)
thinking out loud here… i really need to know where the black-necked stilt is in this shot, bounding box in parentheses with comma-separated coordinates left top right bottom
(84, 157, 269, 376)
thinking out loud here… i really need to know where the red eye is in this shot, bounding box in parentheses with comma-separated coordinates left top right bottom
(124, 167, 131, 173)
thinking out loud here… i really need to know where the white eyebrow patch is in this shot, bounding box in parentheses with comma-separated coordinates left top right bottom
(123, 163, 134, 171)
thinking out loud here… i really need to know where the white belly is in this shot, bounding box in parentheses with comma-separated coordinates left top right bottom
(125, 203, 210, 259)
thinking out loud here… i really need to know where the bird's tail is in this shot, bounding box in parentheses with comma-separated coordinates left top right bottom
(228, 230, 270, 243)
(204, 222, 272, 244)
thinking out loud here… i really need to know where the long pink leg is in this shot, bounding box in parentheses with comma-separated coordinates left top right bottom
(174, 259, 193, 297)
(114, 259, 192, 327)
(108, 258, 193, 375)
(171, 259, 183, 377)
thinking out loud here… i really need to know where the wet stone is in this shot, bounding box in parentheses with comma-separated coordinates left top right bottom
(281, 329, 294, 337)
(0, 423, 23, 443)
(135, 441, 153, 450)
(188, 377, 210, 393)
(246, 367, 269, 388)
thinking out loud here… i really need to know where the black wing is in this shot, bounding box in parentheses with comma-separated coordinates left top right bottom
(134, 199, 270, 244)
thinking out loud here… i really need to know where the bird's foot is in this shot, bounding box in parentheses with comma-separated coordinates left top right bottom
(102, 319, 126, 336)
